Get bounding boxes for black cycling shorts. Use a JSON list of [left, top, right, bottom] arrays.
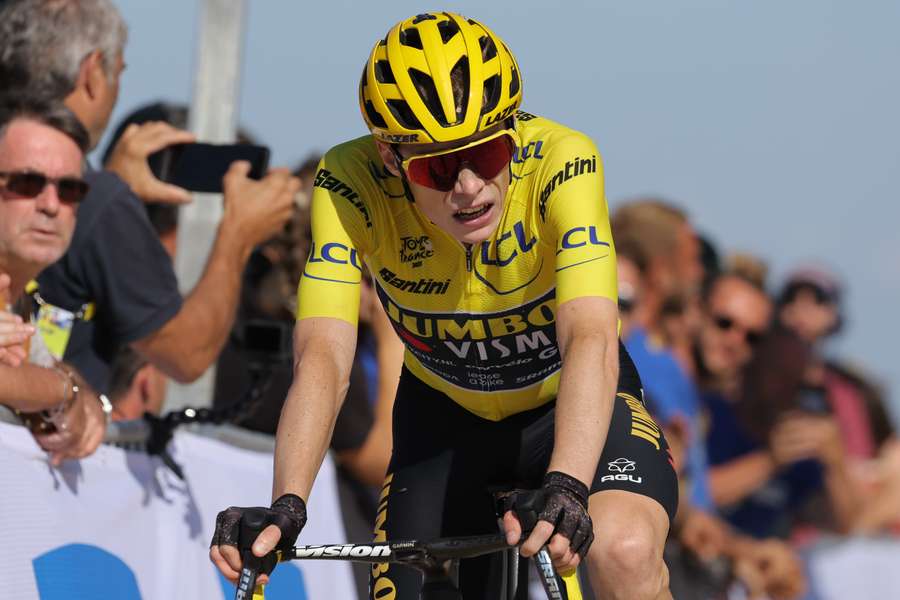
[[369, 341, 678, 600]]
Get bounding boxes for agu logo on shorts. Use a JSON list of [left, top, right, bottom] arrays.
[[602, 458, 643, 484]]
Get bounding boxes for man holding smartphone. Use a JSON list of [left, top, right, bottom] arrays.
[[0, 0, 300, 396]]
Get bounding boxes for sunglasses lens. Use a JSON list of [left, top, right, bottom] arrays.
[[714, 316, 733, 331], [7, 172, 48, 198], [462, 135, 514, 180], [408, 152, 461, 192], [406, 134, 514, 191], [57, 178, 89, 203]]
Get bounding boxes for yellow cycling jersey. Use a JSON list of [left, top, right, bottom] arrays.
[[298, 111, 617, 421]]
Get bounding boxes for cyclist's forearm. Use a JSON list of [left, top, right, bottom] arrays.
[[272, 320, 356, 502], [549, 329, 617, 486]]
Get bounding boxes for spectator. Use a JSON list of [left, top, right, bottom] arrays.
[[612, 200, 711, 513], [106, 346, 165, 421], [614, 211, 805, 599], [699, 265, 861, 539], [0, 97, 108, 465], [612, 199, 703, 373], [0, 0, 300, 396], [777, 267, 900, 533]]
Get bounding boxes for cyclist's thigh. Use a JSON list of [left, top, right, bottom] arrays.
[[513, 342, 678, 523]]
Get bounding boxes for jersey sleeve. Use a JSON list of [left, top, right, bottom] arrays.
[[296, 151, 374, 325], [538, 132, 617, 305]]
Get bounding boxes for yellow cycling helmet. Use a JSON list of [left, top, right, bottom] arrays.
[[359, 12, 523, 144]]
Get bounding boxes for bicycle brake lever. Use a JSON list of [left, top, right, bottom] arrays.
[[234, 510, 266, 600]]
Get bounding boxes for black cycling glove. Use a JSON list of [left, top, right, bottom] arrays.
[[210, 494, 307, 574], [503, 471, 594, 559], [538, 471, 594, 558]]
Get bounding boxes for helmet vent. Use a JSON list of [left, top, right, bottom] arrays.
[[482, 74, 501, 115], [374, 60, 396, 84], [479, 35, 497, 61], [509, 68, 520, 97], [449, 57, 470, 124], [364, 101, 388, 129], [399, 28, 423, 49], [387, 99, 423, 131], [438, 19, 460, 44], [409, 68, 449, 126]]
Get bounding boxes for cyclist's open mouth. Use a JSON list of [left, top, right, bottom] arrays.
[[454, 203, 492, 224]]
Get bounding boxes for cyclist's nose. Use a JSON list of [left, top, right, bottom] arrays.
[[454, 166, 485, 195]]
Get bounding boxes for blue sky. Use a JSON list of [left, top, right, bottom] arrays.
[[107, 0, 900, 421]]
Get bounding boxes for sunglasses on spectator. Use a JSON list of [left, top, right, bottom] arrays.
[[712, 314, 765, 346], [782, 284, 835, 307], [395, 129, 516, 192], [0, 170, 89, 204]]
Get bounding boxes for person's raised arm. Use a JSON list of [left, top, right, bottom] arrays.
[[132, 162, 298, 382]]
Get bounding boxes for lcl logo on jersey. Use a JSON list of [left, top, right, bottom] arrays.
[[601, 458, 643, 484], [400, 235, 434, 267]]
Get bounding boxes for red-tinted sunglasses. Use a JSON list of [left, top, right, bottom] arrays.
[[396, 129, 516, 192], [0, 170, 89, 204]]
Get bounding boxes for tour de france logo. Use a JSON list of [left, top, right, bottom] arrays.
[[400, 235, 434, 267]]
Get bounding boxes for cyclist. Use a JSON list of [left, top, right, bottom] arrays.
[[211, 12, 678, 599]]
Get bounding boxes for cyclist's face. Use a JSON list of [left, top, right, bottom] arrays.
[[378, 128, 512, 245]]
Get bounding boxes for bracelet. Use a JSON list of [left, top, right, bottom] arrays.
[[41, 365, 78, 427]]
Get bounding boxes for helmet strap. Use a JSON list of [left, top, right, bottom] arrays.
[[390, 144, 416, 203]]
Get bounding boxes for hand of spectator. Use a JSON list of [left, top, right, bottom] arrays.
[[677, 508, 729, 562], [105, 121, 196, 204], [736, 538, 807, 600], [220, 162, 300, 254], [769, 411, 845, 468], [0, 309, 34, 347], [0, 274, 32, 367], [34, 374, 107, 466]]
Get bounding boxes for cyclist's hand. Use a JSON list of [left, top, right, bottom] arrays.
[[209, 494, 307, 585], [502, 471, 593, 572]]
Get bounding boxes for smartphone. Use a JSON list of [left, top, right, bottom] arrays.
[[795, 385, 831, 415], [148, 142, 270, 193]]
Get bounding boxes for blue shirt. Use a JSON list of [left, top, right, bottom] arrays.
[[704, 390, 824, 538], [625, 327, 713, 510]]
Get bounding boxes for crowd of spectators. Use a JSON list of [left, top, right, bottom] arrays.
[[612, 200, 898, 599], [0, 1, 896, 599]]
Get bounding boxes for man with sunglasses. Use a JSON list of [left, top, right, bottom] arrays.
[[0, 0, 299, 397], [211, 12, 677, 600], [0, 98, 111, 465]]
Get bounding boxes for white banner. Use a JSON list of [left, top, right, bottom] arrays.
[[0, 422, 354, 600]]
